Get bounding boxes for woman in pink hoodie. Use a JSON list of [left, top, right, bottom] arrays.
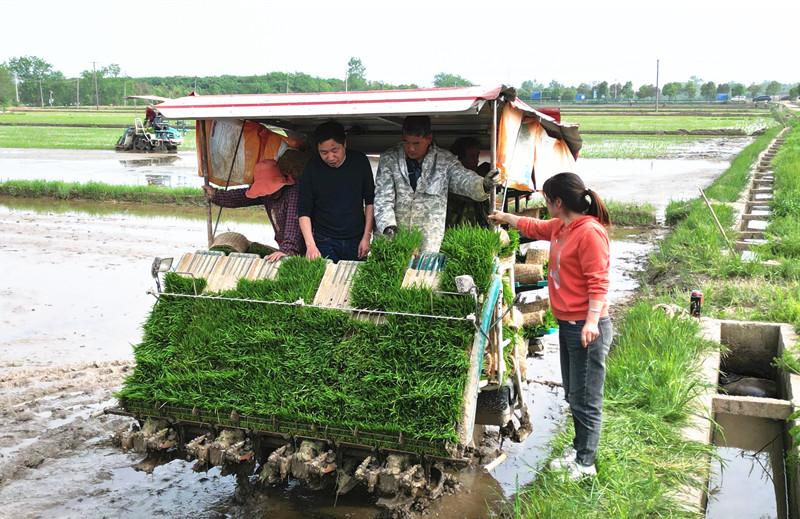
[[489, 172, 611, 481]]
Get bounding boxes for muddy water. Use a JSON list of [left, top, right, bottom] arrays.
[[706, 413, 788, 519], [0, 148, 200, 188], [576, 158, 729, 211]]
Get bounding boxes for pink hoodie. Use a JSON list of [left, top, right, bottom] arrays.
[[518, 215, 609, 321]]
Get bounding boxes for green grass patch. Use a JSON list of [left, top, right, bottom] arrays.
[[605, 200, 656, 226], [0, 179, 204, 204], [0, 195, 268, 224], [0, 110, 137, 126], [518, 304, 715, 518], [118, 227, 502, 448], [0, 125, 196, 150]]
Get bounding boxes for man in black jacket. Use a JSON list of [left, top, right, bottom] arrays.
[[298, 121, 375, 262]]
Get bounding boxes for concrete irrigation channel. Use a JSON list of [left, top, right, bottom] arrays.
[[0, 136, 765, 518]]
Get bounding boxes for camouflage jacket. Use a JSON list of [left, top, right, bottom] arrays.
[[375, 143, 488, 252]]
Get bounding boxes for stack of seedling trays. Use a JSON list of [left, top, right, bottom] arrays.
[[115, 227, 512, 460]]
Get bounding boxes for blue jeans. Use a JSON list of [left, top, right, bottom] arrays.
[[558, 317, 612, 466], [314, 233, 360, 263]]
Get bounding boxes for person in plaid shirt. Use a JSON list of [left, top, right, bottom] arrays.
[[203, 150, 308, 261]]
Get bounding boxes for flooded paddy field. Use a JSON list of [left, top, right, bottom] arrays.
[[0, 137, 749, 518]]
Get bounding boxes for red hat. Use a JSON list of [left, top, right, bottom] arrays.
[[245, 160, 295, 198]]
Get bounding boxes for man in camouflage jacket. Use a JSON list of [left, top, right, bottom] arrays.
[[374, 116, 496, 252]]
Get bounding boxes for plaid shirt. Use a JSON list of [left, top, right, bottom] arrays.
[[211, 185, 304, 256]]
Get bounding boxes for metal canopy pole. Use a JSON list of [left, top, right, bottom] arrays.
[[198, 120, 213, 248], [490, 100, 498, 218]]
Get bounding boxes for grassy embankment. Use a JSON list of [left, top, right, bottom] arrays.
[[0, 110, 137, 126], [515, 122, 791, 517]]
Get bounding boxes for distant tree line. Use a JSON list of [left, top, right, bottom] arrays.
[[0, 55, 797, 108]]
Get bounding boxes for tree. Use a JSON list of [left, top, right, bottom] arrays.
[[576, 83, 592, 98], [433, 73, 472, 87], [6, 55, 56, 106], [346, 57, 366, 90], [621, 81, 634, 99], [747, 83, 762, 97], [6, 55, 53, 81], [684, 80, 697, 99], [0, 65, 14, 107], [765, 80, 781, 96], [518, 79, 543, 100], [662, 82, 682, 101], [637, 84, 657, 99], [790, 83, 800, 99], [730, 82, 745, 97], [716, 83, 730, 94], [544, 80, 564, 101], [609, 82, 623, 100], [562, 86, 577, 102], [101, 64, 121, 78], [596, 81, 609, 99], [700, 81, 716, 101]]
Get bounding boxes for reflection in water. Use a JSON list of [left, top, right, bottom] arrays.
[[118, 155, 181, 168], [707, 413, 787, 519]]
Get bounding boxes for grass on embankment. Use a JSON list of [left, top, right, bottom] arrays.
[[515, 118, 791, 518], [517, 304, 716, 518], [648, 119, 800, 370], [0, 179, 204, 205], [0, 110, 138, 126], [0, 126, 196, 150]]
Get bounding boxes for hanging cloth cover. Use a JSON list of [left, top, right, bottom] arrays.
[[195, 120, 287, 187], [497, 105, 578, 192]]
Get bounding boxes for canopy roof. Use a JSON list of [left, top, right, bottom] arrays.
[[155, 85, 581, 157]]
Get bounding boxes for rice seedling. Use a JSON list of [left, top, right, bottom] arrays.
[[119, 226, 504, 448], [0, 179, 204, 205], [516, 304, 716, 518]]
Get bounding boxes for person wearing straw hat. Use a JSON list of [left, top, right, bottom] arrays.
[[203, 150, 308, 261]]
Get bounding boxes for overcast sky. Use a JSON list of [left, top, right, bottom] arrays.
[[2, 0, 796, 88]]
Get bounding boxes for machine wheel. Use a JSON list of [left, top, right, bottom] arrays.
[[134, 137, 151, 151]]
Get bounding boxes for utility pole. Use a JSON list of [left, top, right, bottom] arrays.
[[14, 73, 20, 103], [39, 78, 44, 108], [92, 61, 99, 110], [655, 59, 660, 112]]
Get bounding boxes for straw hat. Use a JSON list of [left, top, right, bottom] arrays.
[[245, 160, 295, 199]]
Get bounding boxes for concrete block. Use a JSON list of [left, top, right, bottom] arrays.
[[712, 394, 793, 419]]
